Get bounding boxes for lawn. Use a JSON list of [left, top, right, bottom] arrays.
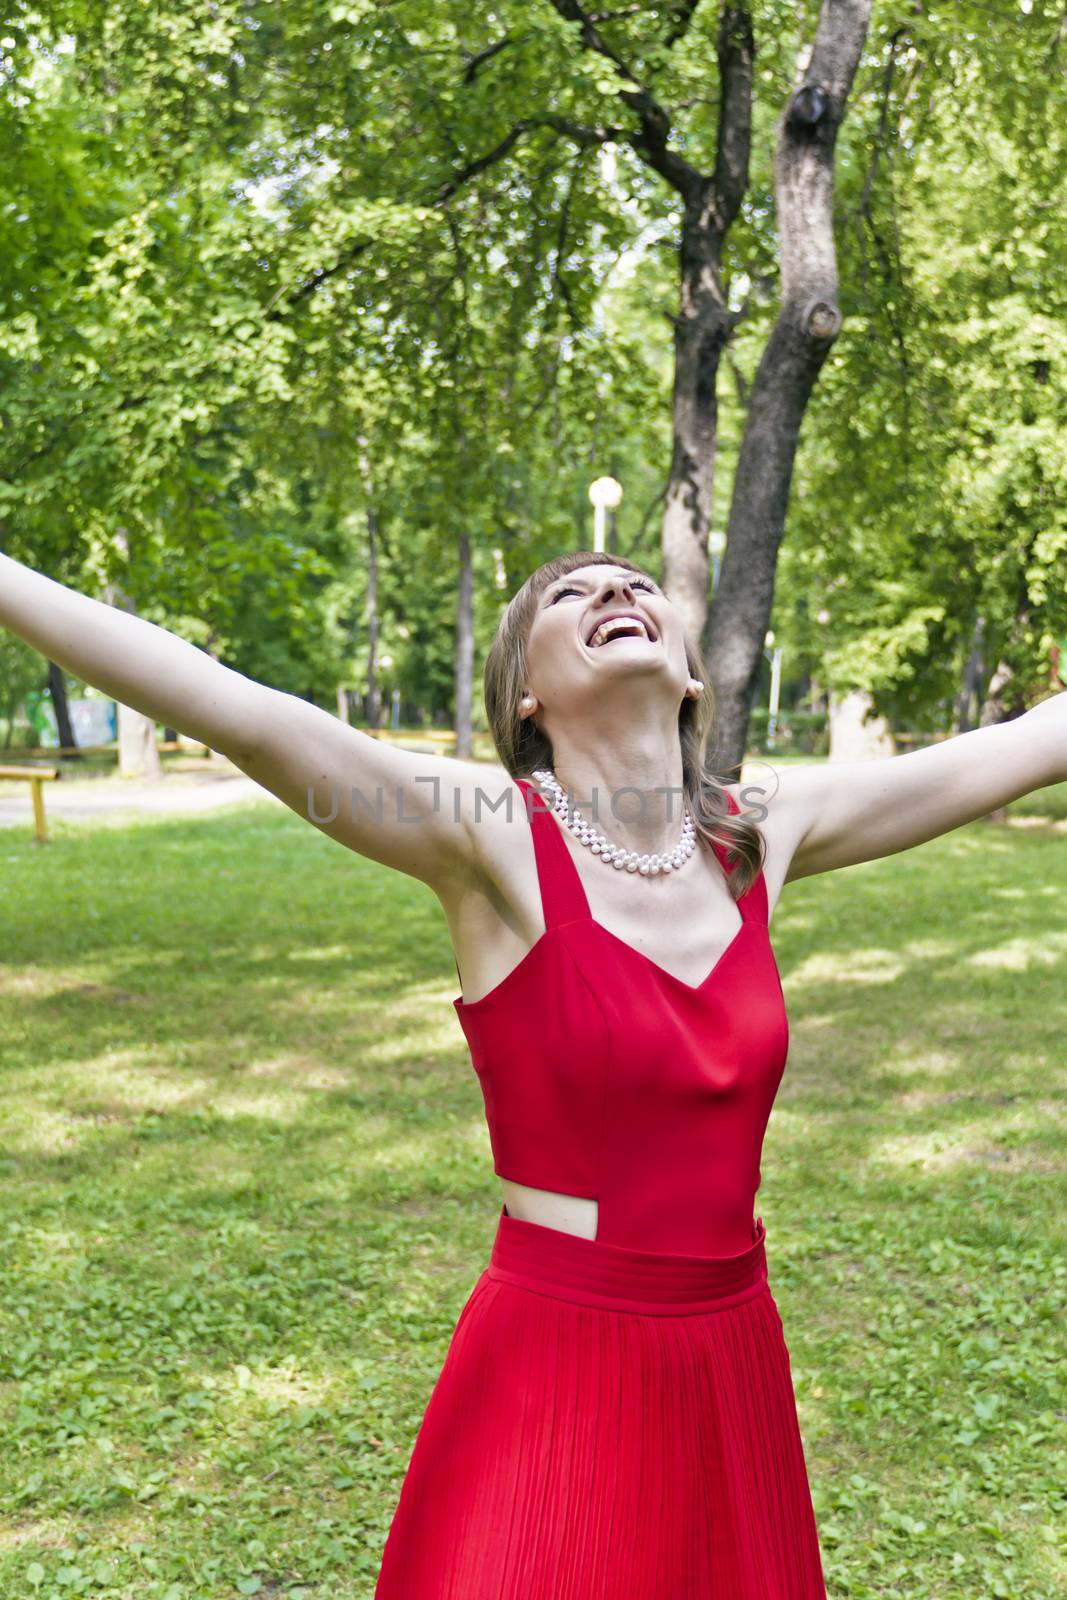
[[1, 779, 1065, 1599]]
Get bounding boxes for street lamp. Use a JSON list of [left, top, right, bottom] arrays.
[[709, 529, 726, 592], [588, 476, 623, 553], [764, 629, 783, 749], [379, 653, 400, 731]]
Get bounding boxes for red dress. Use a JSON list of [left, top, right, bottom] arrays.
[[374, 777, 826, 1599]]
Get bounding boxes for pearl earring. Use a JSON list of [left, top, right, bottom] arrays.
[[519, 695, 535, 713]]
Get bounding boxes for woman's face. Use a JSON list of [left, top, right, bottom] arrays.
[[520, 564, 691, 721]]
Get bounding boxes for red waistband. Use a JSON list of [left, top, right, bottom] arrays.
[[487, 1207, 769, 1316]]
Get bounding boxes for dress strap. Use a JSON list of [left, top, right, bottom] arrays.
[[514, 777, 592, 931], [713, 787, 769, 925]]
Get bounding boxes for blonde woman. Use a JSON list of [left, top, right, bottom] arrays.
[[1, 548, 1063, 1598]]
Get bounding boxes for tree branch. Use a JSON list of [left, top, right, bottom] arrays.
[[726, 349, 750, 409], [462, 35, 516, 82], [275, 123, 543, 313], [551, 151, 590, 331], [663, 1, 705, 50], [462, 32, 539, 82], [1045, 1, 1067, 70], [850, 22, 913, 438], [440, 210, 471, 363], [546, 0, 639, 76], [434, 124, 536, 203], [634, 481, 669, 549], [547, 0, 703, 195], [539, 114, 625, 146], [710, 4, 754, 235], [283, 0, 708, 318], [853, 22, 908, 298]]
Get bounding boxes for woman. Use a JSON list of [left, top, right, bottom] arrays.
[[1, 547, 1064, 1598]]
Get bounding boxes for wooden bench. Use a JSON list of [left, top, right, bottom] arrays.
[[0, 764, 59, 843]]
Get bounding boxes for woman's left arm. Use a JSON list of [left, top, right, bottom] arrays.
[[763, 692, 1067, 883]]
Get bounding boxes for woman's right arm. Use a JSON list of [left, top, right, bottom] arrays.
[[0, 552, 511, 890]]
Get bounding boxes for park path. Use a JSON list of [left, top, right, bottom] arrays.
[[0, 767, 283, 829]]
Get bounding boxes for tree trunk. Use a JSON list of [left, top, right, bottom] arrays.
[[661, 201, 731, 644], [116, 699, 162, 779], [827, 688, 895, 762], [978, 654, 1026, 822], [454, 529, 474, 759], [47, 661, 81, 758], [978, 642, 1031, 728], [706, 0, 873, 779], [661, 6, 754, 643], [977, 604, 1033, 821], [954, 614, 986, 733], [357, 442, 382, 731]]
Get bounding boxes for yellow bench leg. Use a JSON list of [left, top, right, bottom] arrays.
[[31, 777, 48, 843]]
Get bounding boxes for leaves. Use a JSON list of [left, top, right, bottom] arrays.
[[2, 1, 1065, 730]]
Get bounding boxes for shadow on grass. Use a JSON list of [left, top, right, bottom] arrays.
[[1, 802, 1065, 1597]]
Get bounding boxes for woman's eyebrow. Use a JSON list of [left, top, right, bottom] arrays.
[[546, 572, 652, 596]]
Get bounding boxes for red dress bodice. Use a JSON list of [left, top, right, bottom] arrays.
[[453, 777, 790, 1255]]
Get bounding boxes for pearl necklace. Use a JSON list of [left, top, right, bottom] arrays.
[[531, 768, 697, 876]]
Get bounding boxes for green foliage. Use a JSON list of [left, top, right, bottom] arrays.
[[2, 2, 1066, 727], [776, 2, 1067, 721], [0, 634, 48, 745]]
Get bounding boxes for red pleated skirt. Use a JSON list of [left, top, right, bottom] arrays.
[[374, 1209, 826, 1599]]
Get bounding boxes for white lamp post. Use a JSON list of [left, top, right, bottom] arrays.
[[588, 476, 623, 553], [378, 653, 399, 730], [710, 529, 726, 592], [764, 629, 783, 749]]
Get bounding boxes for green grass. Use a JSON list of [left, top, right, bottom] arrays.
[[1, 787, 1065, 1599]]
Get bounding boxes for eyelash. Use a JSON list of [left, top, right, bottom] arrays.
[[550, 578, 655, 603]]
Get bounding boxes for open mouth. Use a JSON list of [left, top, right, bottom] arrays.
[[586, 614, 657, 648]]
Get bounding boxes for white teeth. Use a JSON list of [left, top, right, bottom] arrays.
[[591, 617, 650, 647]]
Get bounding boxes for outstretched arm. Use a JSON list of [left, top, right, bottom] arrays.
[[758, 694, 1067, 883], [0, 552, 498, 889], [0, 551, 272, 761]]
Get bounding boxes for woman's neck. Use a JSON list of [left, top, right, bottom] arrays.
[[543, 734, 687, 856]]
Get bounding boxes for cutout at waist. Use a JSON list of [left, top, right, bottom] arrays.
[[488, 1205, 768, 1316], [499, 1179, 598, 1241]]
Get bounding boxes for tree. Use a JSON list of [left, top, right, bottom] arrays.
[[269, 0, 873, 771], [4, 1, 1063, 770], [771, 1, 1067, 740]]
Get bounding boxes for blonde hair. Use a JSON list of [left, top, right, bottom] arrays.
[[482, 550, 765, 896]]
